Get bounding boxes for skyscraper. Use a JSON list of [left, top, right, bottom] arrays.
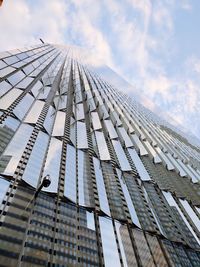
[[0, 43, 200, 267]]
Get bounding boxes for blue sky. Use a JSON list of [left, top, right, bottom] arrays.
[[0, 0, 200, 139]]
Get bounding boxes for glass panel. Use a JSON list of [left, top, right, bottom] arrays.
[[78, 150, 93, 207], [13, 93, 34, 120], [22, 131, 49, 188], [24, 100, 44, 123], [166, 153, 187, 177], [99, 217, 121, 267], [143, 140, 162, 163], [1, 124, 33, 176], [0, 81, 12, 97], [155, 147, 175, 171], [16, 76, 34, 89], [0, 176, 10, 205], [52, 111, 65, 136], [37, 86, 50, 100], [128, 148, 151, 181], [93, 157, 110, 216], [112, 140, 131, 171], [132, 229, 155, 267], [116, 169, 141, 228], [118, 127, 133, 147], [77, 122, 88, 149], [0, 88, 22, 110], [42, 137, 62, 193], [104, 119, 118, 139], [43, 106, 55, 134], [179, 199, 200, 231], [3, 55, 18, 65], [76, 103, 84, 120], [177, 158, 199, 183], [7, 70, 26, 86], [0, 66, 15, 78], [70, 121, 76, 146], [91, 112, 101, 130], [57, 95, 67, 110], [64, 144, 76, 203], [31, 80, 43, 97], [95, 131, 110, 161], [131, 133, 148, 156], [115, 221, 138, 267], [163, 192, 200, 246]]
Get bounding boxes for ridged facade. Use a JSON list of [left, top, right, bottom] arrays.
[[0, 43, 200, 267]]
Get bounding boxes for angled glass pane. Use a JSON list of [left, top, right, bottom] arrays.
[[0, 81, 12, 97], [52, 111, 65, 136], [112, 140, 131, 171], [43, 105, 55, 134], [0, 88, 22, 110], [42, 137, 62, 193], [57, 95, 67, 110], [115, 221, 138, 267], [64, 144, 76, 203], [99, 217, 121, 267], [118, 127, 133, 147], [16, 76, 34, 89], [37, 86, 50, 100], [0, 176, 10, 205], [179, 199, 200, 231], [95, 131, 110, 161], [0, 66, 15, 78], [104, 119, 118, 139], [3, 55, 18, 65], [128, 148, 151, 181], [76, 103, 84, 120], [7, 70, 26, 86], [1, 124, 33, 176], [132, 229, 155, 267], [24, 100, 44, 123], [78, 150, 93, 207], [77, 121, 88, 149], [93, 157, 110, 216], [116, 169, 141, 227], [31, 80, 43, 97], [91, 112, 101, 130], [143, 140, 162, 164], [70, 121, 76, 146], [131, 133, 148, 156], [155, 147, 175, 171], [22, 131, 49, 188], [13, 93, 34, 120]]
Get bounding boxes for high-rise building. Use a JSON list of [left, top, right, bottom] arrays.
[[0, 43, 200, 267]]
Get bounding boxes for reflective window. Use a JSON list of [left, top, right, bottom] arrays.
[[166, 153, 187, 177], [95, 131, 110, 161], [42, 137, 62, 193], [2, 124, 33, 176], [31, 80, 43, 97], [0, 176, 10, 205], [118, 127, 133, 147], [0, 81, 12, 97], [0, 88, 22, 110], [115, 221, 138, 267], [24, 100, 44, 123], [37, 86, 50, 100], [70, 121, 76, 146], [104, 120, 118, 139], [143, 140, 162, 163], [78, 150, 93, 207], [13, 93, 34, 120], [57, 95, 67, 110], [64, 144, 76, 203], [77, 122, 88, 149], [43, 106, 55, 134], [155, 147, 175, 171], [99, 217, 121, 267], [93, 157, 110, 216], [76, 103, 84, 120], [3, 55, 18, 65], [132, 229, 155, 267], [128, 148, 151, 181], [116, 169, 141, 228], [0, 66, 15, 78], [131, 134, 148, 156], [22, 131, 49, 188], [179, 199, 200, 231], [112, 140, 131, 171], [52, 111, 65, 136], [91, 112, 101, 130], [16, 76, 34, 89], [7, 70, 26, 86]]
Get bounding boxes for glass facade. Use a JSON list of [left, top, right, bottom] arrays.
[[0, 43, 200, 266]]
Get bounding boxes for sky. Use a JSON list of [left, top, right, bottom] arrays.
[[0, 0, 200, 139]]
